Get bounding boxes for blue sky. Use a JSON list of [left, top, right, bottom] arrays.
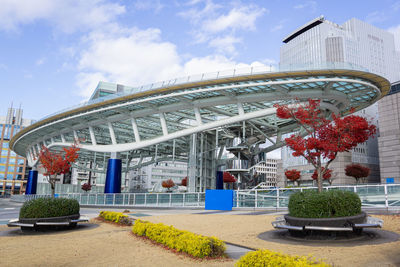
[[1, 0, 400, 120]]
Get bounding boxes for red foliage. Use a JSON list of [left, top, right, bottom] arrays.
[[181, 177, 187, 187], [311, 168, 332, 180], [161, 179, 175, 189], [285, 169, 301, 181], [274, 99, 376, 191], [39, 144, 80, 177], [345, 164, 370, 180], [81, 183, 92, 192], [38, 144, 80, 197], [223, 172, 236, 183]]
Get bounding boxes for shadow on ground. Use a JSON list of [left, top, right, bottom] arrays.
[[0, 223, 99, 237]]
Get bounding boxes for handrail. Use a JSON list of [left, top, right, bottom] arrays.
[[13, 184, 400, 209]]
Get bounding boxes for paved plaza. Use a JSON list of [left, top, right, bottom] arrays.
[[1, 199, 399, 266]]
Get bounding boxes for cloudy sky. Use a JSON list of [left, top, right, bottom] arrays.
[[1, 0, 400, 121]]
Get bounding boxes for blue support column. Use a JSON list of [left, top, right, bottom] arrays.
[[216, 171, 223, 189], [104, 157, 122, 194], [25, 169, 38, 195]]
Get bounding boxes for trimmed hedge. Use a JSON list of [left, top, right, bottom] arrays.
[[132, 220, 225, 258], [288, 190, 361, 218], [19, 198, 80, 219], [236, 249, 329, 267], [99, 211, 132, 225]]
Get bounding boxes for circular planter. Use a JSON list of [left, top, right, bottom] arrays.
[[284, 212, 367, 228], [19, 214, 80, 225]]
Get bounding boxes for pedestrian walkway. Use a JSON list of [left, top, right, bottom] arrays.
[[225, 243, 255, 259]]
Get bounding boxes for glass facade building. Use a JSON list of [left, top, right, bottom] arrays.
[[278, 16, 400, 186], [0, 107, 34, 195]]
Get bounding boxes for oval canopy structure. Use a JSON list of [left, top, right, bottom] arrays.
[[10, 66, 390, 170]]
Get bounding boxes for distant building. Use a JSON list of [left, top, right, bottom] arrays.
[[378, 81, 400, 184], [144, 161, 187, 191], [280, 16, 400, 82], [0, 107, 34, 195], [251, 158, 280, 187], [278, 16, 400, 186]]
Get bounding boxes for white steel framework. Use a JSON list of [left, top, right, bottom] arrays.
[[10, 67, 390, 178]]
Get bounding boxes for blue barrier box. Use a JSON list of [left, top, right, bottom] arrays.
[[205, 189, 233, 211]]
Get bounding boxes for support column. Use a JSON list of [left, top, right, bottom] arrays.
[[104, 152, 122, 193], [25, 168, 38, 195]]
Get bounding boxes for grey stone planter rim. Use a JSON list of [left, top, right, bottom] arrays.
[[284, 212, 367, 227], [19, 214, 80, 224]]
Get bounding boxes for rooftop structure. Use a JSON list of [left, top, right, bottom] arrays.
[[10, 64, 390, 192]]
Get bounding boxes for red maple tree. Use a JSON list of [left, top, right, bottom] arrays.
[[162, 179, 175, 191], [275, 99, 376, 192], [81, 183, 92, 192], [223, 172, 236, 183], [38, 144, 79, 197], [285, 169, 301, 182], [181, 177, 187, 187], [345, 164, 370, 184]]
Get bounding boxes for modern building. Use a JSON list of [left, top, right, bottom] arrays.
[[251, 158, 280, 187], [11, 65, 388, 193], [280, 16, 400, 82], [378, 81, 400, 184], [278, 16, 400, 186], [144, 161, 187, 191], [0, 107, 34, 195]]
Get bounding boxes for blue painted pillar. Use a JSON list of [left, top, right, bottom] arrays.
[[216, 171, 223, 189], [25, 169, 38, 195], [104, 153, 122, 193]]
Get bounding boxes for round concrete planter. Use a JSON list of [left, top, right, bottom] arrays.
[[19, 214, 80, 224], [284, 212, 367, 228]]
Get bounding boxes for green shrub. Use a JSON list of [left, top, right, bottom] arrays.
[[236, 249, 329, 267], [288, 190, 361, 218], [132, 220, 225, 258], [99, 211, 132, 225], [19, 198, 80, 218]]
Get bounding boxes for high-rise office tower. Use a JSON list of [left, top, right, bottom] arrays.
[[0, 107, 34, 195], [278, 16, 400, 186]]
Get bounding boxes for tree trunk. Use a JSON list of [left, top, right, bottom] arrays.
[[50, 178, 56, 198], [317, 168, 323, 193]]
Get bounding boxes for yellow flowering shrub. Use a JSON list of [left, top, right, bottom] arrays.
[[236, 249, 330, 267], [99, 211, 132, 225], [132, 219, 225, 258]]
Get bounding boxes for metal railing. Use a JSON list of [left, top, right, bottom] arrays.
[[12, 184, 400, 210]]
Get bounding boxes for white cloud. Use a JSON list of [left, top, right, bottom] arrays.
[[208, 35, 241, 55], [179, 1, 266, 55], [76, 72, 108, 98], [388, 24, 400, 51], [75, 24, 274, 99], [134, 0, 164, 14], [293, 1, 317, 12], [202, 5, 265, 33], [0, 63, 7, 70], [0, 0, 125, 32], [76, 25, 182, 97]]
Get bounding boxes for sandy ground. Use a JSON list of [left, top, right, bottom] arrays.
[[0, 222, 232, 267], [144, 214, 400, 267], [0, 214, 399, 267]]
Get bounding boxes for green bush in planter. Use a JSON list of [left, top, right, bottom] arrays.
[[19, 198, 80, 218], [288, 190, 361, 218]]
